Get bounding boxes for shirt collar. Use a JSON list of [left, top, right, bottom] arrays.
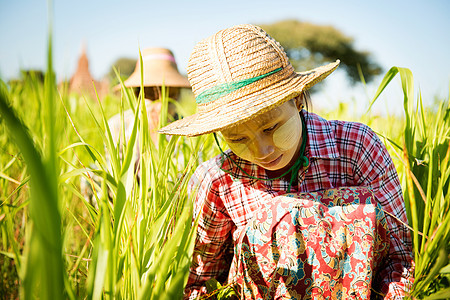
[[303, 111, 340, 159]]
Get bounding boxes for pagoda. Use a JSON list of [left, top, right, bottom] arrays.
[[68, 44, 108, 100]]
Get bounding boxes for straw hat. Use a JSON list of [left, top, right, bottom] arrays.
[[158, 24, 339, 137], [119, 47, 190, 88]]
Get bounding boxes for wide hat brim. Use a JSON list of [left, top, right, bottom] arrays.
[[158, 60, 339, 137], [113, 48, 191, 90], [122, 65, 191, 88]]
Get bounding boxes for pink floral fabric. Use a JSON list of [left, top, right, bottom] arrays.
[[230, 187, 390, 300]]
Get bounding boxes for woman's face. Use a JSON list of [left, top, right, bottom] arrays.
[[221, 100, 303, 171]]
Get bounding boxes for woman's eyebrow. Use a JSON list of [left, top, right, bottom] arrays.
[[223, 109, 284, 137], [255, 111, 282, 127], [224, 132, 243, 138], [222, 128, 245, 138]]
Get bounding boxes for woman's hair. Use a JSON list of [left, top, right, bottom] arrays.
[[289, 90, 311, 111], [301, 90, 311, 111]]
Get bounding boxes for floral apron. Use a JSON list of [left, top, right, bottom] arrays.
[[229, 187, 390, 300]]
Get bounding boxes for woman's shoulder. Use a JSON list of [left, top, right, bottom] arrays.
[[307, 111, 373, 130], [194, 153, 226, 177], [306, 111, 378, 141], [189, 151, 234, 188]]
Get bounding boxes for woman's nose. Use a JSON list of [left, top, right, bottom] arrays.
[[250, 135, 274, 159]]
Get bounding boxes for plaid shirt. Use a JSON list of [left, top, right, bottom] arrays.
[[186, 111, 413, 299]]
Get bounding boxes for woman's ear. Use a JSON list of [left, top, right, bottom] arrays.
[[294, 95, 304, 112]]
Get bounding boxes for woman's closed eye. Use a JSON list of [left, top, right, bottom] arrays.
[[263, 123, 278, 133], [229, 136, 247, 143]]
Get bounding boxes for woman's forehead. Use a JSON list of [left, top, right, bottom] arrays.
[[255, 106, 284, 123], [251, 101, 295, 124], [223, 102, 292, 135]]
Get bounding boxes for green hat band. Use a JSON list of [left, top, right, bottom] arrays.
[[195, 67, 282, 104]]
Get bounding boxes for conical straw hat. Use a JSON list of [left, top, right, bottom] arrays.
[[120, 47, 190, 88], [158, 24, 339, 137]]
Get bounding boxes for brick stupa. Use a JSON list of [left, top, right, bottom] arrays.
[[68, 44, 108, 100]]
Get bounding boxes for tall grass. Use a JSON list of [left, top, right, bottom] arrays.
[[368, 67, 450, 299], [0, 26, 65, 299], [1, 74, 222, 300], [2, 65, 450, 299], [0, 31, 220, 298]]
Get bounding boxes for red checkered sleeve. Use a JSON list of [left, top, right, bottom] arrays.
[[351, 124, 414, 298], [184, 162, 233, 300]]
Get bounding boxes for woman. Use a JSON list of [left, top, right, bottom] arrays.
[[159, 24, 413, 299], [110, 47, 191, 145], [81, 48, 190, 205]]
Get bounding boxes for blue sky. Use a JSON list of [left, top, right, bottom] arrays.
[[1, 0, 449, 114]]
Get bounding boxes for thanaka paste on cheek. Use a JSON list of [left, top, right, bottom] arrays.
[[227, 141, 253, 162], [272, 116, 301, 151]]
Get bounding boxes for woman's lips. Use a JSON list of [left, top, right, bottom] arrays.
[[259, 155, 282, 168]]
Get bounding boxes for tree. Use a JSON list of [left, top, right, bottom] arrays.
[[108, 57, 136, 86], [20, 69, 45, 83], [259, 19, 382, 85]]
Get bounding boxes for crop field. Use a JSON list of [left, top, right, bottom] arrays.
[[0, 44, 449, 299]]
